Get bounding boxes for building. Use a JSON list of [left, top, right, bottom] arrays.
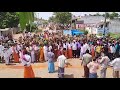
[[109, 19, 120, 33], [72, 16, 110, 35]]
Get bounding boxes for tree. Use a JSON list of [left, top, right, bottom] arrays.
[[102, 12, 110, 18], [84, 30, 88, 35], [111, 12, 119, 17], [53, 12, 72, 25], [0, 12, 19, 29], [109, 12, 119, 19], [48, 16, 55, 22], [94, 13, 101, 16], [18, 12, 34, 31], [103, 12, 119, 19]]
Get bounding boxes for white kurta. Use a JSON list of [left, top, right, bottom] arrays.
[[4, 49, 9, 64], [31, 50, 35, 63], [43, 46, 48, 61]]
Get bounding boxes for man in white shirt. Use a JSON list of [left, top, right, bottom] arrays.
[[110, 44, 116, 60], [110, 54, 120, 78], [80, 43, 85, 59], [72, 40, 77, 58], [4, 48, 10, 65], [83, 42, 90, 53], [99, 53, 110, 78], [82, 49, 92, 78], [57, 52, 68, 78], [87, 58, 99, 78]]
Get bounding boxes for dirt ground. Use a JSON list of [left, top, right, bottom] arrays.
[[0, 59, 114, 78]]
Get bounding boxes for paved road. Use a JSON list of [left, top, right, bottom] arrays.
[[0, 59, 114, 78]]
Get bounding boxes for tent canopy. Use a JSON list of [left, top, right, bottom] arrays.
[[71, 29, 84, 36], [63, 29, 84, 36], [63, 30, 72, 36]]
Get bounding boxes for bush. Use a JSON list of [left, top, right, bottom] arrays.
[[84, 30, 88, 35], [26, 24, 37, 32], [98, 33, 103, 36]]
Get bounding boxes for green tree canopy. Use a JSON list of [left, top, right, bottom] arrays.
[[52, 12, 72, 24], [0, 12, 19, 29], [109, 12, 119, 19], [48, 16, 55, 22], [102, 12, 119, 19], [18, 12, 34, 30]]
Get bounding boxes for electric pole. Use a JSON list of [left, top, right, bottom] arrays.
[[103, 12, 107, 37]]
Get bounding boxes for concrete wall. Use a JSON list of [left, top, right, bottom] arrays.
[[109, 20, 120, 33]]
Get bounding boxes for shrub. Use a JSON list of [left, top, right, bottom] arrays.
[[84, 30, 88, 35]]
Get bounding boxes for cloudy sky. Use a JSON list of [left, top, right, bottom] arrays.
[[35, 12, 120, 20]]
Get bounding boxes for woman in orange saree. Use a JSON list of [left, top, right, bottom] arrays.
[[12, 44, 19, 63], [39, 45, 44, 62], [22, 50, 35, 78], [67, 42, 72, 58]]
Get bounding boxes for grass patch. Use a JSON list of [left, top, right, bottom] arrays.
[[109, 32, 120, 38]]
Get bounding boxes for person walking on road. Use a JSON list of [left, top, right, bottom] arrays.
[[57, 51, 69, 78], [81, 49, 92, 78], [47, 49, 55, 73], [87, 58, 99, 78], [99, 53, 110, 78], [110, 54, 120, 78]]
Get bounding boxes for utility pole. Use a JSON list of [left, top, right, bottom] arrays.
[[103, 12, 107, 37], [71, 15, 73, 30]]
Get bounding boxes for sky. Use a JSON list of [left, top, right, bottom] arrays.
[[35, 12, 120, 20]]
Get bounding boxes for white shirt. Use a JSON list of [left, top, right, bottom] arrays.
[[84, 43, 90, 52], [72, 42, 77, 50], [67, 43, 72, 49], [87, 61, 99, 73], [43, 46, 48, 53], [21, 54, 31, 67], [57, 55, 67, 68], [4, 49, 9, 59], [110, 46, 116, 53], [80, 46, 85, 53], [99, 56, 110, 68], [7, 48, 12, 56], [110, 58, 120, 71], [48, 46, 52, 51], [63, 43, 67, 49]]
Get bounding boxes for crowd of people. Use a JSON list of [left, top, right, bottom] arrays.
[[0, 30, 120, 78]]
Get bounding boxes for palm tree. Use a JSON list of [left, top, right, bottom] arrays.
[[17, 12, 34, 32]]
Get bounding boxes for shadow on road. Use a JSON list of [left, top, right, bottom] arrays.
[[7, 63, 16, 65], [54, 70, 58, 73], [64, 74, 74, 78], [35, 77, 42, 78]]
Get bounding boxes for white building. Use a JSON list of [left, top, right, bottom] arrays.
[[109, 19, 120, 33], [78, 16, 110, 35]]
